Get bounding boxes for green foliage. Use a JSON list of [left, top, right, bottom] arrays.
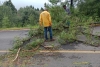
[[45, 1, 93, 45], [17, 6, 39, 27], [3, 0, 17, 13], [13, 37, 23, 49], [45, 1, 67, 23], [12, 37, 31, 50], [78, 0, 100, 21], [40, 7, 44, 11], [0, 0, 40, 28], [58, 31, 67, 45], [49, 6, 67, 23], [28, 14, 35, 25], [28, 26, 43, 37], [49, 0, 61, 5], [52, 22, 64, 31], [28, 28, 35, 37], [0, 5, 13, 27], [55, 14, 94, 45], [58, 30, 76, 45], [2, 16, 11, 28], [25, 39, 44, 50], [0, 0, 99, 28]]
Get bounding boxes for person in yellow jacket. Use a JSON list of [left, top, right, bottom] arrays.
[[39, 8, 54, 41]]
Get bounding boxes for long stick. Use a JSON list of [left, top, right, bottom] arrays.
[[12, 48, 21, 62]]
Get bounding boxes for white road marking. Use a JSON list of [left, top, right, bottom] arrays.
[[40, 50, 100, 53], [1, 50, 100, 54], [0, 51, 11, 53]]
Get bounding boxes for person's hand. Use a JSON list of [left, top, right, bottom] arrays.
[[49, 22, 52, 26]]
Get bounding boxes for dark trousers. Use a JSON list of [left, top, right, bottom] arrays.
[[44, 26, 53, 40]]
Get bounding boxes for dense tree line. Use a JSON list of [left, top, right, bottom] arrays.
[[0, 0, 43, 28], [0, 0, 100, 28]]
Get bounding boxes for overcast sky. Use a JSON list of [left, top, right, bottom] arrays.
[[0, 0, 49, 9]]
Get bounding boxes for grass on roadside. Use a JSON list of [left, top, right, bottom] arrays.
[[0, 25, 39, 31]]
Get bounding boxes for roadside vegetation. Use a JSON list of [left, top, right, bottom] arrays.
[[0, 0, 100, 66]]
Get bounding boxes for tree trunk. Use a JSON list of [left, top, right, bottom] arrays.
[[70, 0, 73, 7], [70, 0, 74, 14]]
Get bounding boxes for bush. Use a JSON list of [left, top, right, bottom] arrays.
[[25, 39, 44, 50], [12, 37, 23, 49], [58, 31, 68, 45], [28, 26, 44, 37], [58, 31, 76, 45]]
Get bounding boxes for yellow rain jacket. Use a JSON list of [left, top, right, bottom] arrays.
[[39, 11, 52, 27]]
